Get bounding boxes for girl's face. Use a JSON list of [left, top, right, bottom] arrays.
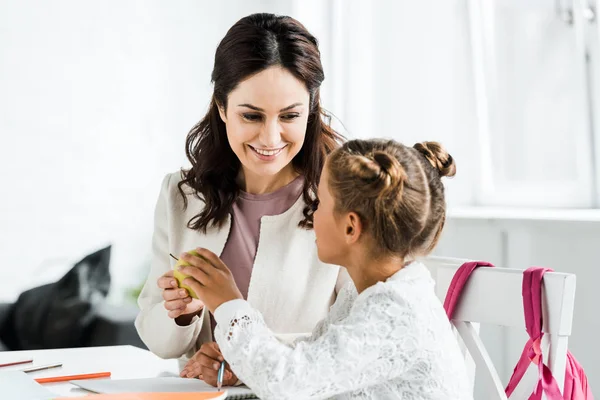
[[219, 66, 310, 185], [313, 163, 351, 265]]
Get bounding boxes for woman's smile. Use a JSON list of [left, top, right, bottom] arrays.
[[247, 144, 289, 161]]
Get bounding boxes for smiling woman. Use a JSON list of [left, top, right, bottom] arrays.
[[218, 66, 310, 193], [134, 13, 350, 388], [177, 13, 342, 232]]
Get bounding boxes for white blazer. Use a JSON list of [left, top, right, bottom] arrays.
[[135, 172, 349, 360]]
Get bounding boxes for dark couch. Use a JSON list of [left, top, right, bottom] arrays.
[[0, 300, 146, 351], [0, 303, 10, 351]]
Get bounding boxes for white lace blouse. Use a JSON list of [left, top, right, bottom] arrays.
[[213, 262, 473, 400]]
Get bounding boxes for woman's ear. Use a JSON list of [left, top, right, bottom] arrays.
[[344, 212, 363, 245]]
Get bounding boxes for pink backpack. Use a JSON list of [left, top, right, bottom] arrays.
[[443, 261, 593, 399]]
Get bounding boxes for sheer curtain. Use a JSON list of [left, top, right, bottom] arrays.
[[294, 0, 482, 206], [469, 0, 596, 207], [293, 0, 600, 208]]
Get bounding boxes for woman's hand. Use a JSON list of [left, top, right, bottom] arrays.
[[181, 342, 238, 386], [177, 248, 243, 313], [157, 270, 204, 324]]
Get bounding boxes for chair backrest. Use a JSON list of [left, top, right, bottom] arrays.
[[422, 256, 576, 399]]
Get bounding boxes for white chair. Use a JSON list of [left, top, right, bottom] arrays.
[[422, 256, 576, 399]]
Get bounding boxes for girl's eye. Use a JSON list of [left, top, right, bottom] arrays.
[[242, 113, 262, 122]]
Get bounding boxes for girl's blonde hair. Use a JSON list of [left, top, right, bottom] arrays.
[[327, 139, 456, 259]]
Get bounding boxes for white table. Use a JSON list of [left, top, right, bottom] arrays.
[[0, 345, 180, 397]]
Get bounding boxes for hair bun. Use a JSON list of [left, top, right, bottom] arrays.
[[347, 151, 407, 200], [413, 142, 456, 178], [372, 151, 407, 191]]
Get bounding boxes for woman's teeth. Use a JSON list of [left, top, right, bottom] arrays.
[[253, 147, 284, 156]]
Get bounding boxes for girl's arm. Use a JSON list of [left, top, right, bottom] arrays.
[[214, 291, 417, 400]]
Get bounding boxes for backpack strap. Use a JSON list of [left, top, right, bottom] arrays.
[[505, 267, 564, 400], [443, 261, 495, 319], [522, 267, 550, 341]]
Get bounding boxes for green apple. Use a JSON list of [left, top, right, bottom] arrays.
[[173, 249, 202, 299]]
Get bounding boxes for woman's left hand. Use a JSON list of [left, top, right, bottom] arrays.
[[178, 248, 243, 313], [181, 342, 238, 386]]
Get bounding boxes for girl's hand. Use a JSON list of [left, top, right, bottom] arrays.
[[178, 248, 243, 313]]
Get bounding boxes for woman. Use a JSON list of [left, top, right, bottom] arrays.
[[134, 13, 349, 386]]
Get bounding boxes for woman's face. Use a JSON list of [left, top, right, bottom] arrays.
[[219, 66, 310, 182], [313, 163, 349, 265]]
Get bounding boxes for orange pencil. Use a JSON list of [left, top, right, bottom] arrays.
[[35, 371, 111, 384], [0, 359, 33, 368]]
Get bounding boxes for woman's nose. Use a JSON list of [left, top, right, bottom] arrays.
[[259, 118, 283, 147]]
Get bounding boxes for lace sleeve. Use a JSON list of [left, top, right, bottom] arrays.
[[213, 291, 418, 400]]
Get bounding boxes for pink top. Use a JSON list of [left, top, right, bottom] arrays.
[[210, 175, 304, 333]]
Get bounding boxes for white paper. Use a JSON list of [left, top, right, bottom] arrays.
[[0, 370, 55, 400], [71, 377, 256, 398]]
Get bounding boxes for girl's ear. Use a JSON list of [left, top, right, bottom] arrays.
[[344, 212, 363, 245]]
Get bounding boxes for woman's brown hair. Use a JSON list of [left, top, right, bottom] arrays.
[[327, 139, 456, 259], [178, 13, 343, 232]]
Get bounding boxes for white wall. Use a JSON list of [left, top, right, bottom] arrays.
[[436, 216, 600, 393], [0, 0, 292, 304]]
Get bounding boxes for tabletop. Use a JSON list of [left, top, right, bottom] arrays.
[[0, 345, 180, 397]]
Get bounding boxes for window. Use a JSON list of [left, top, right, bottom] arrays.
[[468, 0, 599, 207], [296, 0, 600, 208]]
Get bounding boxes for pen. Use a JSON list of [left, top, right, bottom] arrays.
[[217, 361, 225, 391], [34, 371, 111, 384], [22, 362, 63, 373], [0, 359, 33, 368]]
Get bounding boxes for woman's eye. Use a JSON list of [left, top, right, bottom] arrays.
[[242, 113, 262, 122], [281, 113, 300, 121]]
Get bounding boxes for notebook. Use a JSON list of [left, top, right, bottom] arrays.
[[71, 377, 257, 399], [55, 392, 227, 400], [0, 370, 55, 400]]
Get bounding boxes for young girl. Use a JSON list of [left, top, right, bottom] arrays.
[[177, 139, 472, 399]]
